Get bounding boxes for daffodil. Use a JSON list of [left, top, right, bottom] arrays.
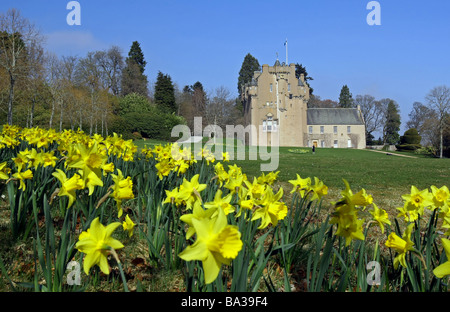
[[180, 203, 216, 239], [75, 217, 124, 275], [251, 187, 288, 229], [385, 223, 415, 269], [333, 214, 365, 246], [288, 174, 311, 197], [12, 169, 33, 191], [433, 238, 450, 278], [41, 151, 58, 167], [204, 189, 235, 216], [110, 169, 134, 218], [177, 174, 207, 210], [52, 169, 84, 208], [430, 185, 449, 210], [310, 177, 328, 201], [0, 162, 11, 180], [402, 185, 433, 213], [369, 203, 391, 233], [122, 214, 136, 237], [179, 208, 242, 284]]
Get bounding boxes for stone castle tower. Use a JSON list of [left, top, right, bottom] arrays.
[[241, 60, 310, 147]]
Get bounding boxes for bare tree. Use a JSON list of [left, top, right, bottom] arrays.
[[354, 94, 384, 139], [426, 85, 450, 158], [94, 46, 124, 96], [406, 101, 437, 145], [0, 8, 43, 125]]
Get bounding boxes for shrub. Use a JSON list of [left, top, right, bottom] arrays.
[[397, 128, 422, 151]]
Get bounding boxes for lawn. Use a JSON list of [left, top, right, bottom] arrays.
[[134, 137, 450, 217]]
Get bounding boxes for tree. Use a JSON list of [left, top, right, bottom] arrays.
[[121, 41, 148, 97], [354, 94, 384, 143], [237, 53, 260, 98], [383, 100, 401, 145], [426, 85, 450, 158], [338, 85, 354, 108], [406, 101, 436, 146], [154, 71, 176, 114], [94, 46, 124, 96], [295, 63, 313, 94], [398, 128, 422, 151], [0, 8, 43, 125]]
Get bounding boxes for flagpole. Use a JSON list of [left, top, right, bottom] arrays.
[[285, 38, 288, 64]]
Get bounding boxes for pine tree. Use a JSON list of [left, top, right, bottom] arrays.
[[295, 63, 314, 95], [384, 100, 401, 145], [339, 85, 354, 108], [237, 53, 260, 98], [121, 41, 148, 97], [154, 71, 176, 114]]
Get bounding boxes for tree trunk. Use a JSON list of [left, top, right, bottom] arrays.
[[440, 123, 444, 159], [49, 100, 55, 128], [7, 74, 15, 125]]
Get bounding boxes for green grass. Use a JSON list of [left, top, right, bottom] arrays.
[[133, 138, 450, 215]]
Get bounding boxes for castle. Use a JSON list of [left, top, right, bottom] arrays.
[[241, 60, 366, 149]]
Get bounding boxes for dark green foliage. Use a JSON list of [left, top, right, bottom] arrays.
[[110, 107, 185, 141], [127, 41, 147, 74], [118, 92, 151, 116], [154, 71, 177, 114], [338, 85, 354, 108], [384, 100, 401, 145], [237, 53, 260, 97], [295, 63, 314, 95], [121, 41, 149, 97]]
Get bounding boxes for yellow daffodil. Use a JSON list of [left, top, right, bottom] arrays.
[[257, 171, 279, 185], [369, 203, 391, 233], [179, 208, 242, 284], [204, 189, 235, 216], [122, 214, 136, 237], [433, 238, 450, 278], [333, 214, 365, 246], [110, 169, 134, 218], [430, 185, 449, 210], [288, 174, 311, 197], [0, 162, 11, 180], [310, 177, 328, 201], [52, 169, 84, 208], [177, 174, 207, 210], [385, 223, 415, 269], [75, 217, 124, 275], [180, 203, 216, 239], [402, 185, 433, 213], [41, 151, 58, 167], [12, 169, 33, 191], [251, 187, 288, 229]]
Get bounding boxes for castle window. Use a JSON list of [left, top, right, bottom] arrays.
[[270, 83, 273, 92], [263, 116, 277, 132], [334, 126, 337, 134], [320, 126, 324, 134], [288, 84, 291, 92], [347, 126, 351, 133], [309, 126, 313, 134], [334, 140, 338, 148]]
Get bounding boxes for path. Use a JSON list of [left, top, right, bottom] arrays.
[[365, 149, 418, 158]]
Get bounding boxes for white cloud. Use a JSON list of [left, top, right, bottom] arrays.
[[44, 30, 108, 56]]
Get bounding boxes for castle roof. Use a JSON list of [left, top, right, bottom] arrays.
[[307, 108, 364, 125]]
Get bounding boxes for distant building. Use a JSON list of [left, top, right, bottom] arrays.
[[241, 60, 366, 149]]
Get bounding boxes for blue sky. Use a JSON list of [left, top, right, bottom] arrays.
[[1, 0, 450, 135]]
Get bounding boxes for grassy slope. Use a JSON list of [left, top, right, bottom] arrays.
[[133, 138, 450, 215]]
